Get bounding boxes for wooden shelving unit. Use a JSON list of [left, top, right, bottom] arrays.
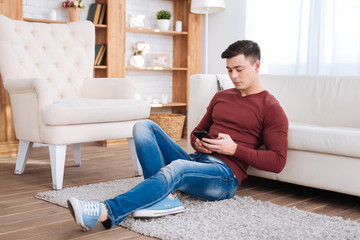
[[93, 0, 124, 79]]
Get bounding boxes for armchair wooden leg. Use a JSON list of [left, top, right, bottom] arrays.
[[49, 144, 67, 190], [73, 143, 81, 167], [14, 141, 33, 174], [127, 138, 143, 176]]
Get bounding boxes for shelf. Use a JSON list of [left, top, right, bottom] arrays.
[[151, 102, 187, 108], [94, 65, 107, 69], [95, 24, 107, 28], [126, 66, 187, 71], [24, 18, 107, 29], [126, 27, 187, 36], [23, 18, 67, 24]]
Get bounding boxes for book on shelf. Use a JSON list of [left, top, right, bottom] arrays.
[[98, 3, 107, 25], [94, 44, 106, 66], [87, 3, 97, 23], [87, 3, 107, 25], [93, 4, 102, 24], [94, 44, 102, 63], [97, 45, 106, 65]]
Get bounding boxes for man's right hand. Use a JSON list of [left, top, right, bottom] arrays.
[[194, 138, 213, 154]]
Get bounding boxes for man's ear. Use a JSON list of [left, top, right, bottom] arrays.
[[254, 60, 260, 73]]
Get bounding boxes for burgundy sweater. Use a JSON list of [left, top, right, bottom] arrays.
[[190, 89, 288, 184]]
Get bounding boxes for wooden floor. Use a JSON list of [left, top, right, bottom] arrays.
[[1, 139, 360, 240]]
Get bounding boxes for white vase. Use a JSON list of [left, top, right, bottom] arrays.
[[157, 19, 170, 31], [130, 55, 145, 67]]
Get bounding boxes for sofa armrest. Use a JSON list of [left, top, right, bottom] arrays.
[[4, 78, 44, 93], [187, 74, 220, 150], [3, 78, 56, 108], [81, 78, 136, 99], [2, 78, 57, 142]]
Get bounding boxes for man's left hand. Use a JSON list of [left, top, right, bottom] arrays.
[[201, 133, 237, 155]]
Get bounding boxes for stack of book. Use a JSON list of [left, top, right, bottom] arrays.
[[87, 3, 107, 25], [94, 44, 106, 66]]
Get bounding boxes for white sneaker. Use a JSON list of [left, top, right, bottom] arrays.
[[133, 195, 184, 218]]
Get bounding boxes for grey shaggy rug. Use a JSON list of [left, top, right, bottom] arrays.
[[35, 177, 360, 240]]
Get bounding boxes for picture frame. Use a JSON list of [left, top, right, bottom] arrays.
[[128, 14, 146, 28], [151, 54, 170, 67]]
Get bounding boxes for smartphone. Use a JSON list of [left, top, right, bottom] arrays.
[[193, 131, 213, 140]]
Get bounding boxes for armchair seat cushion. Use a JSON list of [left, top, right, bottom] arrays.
[[288, 122, 360, 158], [42, 98, 150, 126]]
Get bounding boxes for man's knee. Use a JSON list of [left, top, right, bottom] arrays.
[[159, 159, 188, 181], [133, 119, 154, 136]]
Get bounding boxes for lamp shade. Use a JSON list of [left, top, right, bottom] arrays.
[[190, 0, 226, 14]]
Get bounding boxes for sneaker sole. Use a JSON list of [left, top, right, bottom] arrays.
[[133, 206, 185, 218], [67, 197, 90, 232]]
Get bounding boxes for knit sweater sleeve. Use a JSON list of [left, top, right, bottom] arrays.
[[233, 103, 288, 173]]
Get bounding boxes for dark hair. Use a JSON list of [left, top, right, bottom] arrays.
[[221, 40, 261, 63]]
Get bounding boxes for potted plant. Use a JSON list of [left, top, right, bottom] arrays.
[[130, 41, 150, 68], [156, 10, 172, 31], [62, 0, 85, 22]]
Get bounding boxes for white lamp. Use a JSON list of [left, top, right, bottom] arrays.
[[191, 0, 226, 74]]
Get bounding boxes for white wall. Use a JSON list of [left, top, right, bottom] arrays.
[[205, 0, 247, 74], [125, 0, 174, 106]]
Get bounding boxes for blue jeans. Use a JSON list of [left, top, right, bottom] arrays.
[[102, 119, 238, 228]]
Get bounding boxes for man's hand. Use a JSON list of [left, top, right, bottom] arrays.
[[194, 137, 213, 154], [195, 133, 237, 155]]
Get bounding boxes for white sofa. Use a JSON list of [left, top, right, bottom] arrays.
[[188, 74, 360, 197]]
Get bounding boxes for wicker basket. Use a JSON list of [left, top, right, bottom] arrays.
[[149, 114, 185, 142]]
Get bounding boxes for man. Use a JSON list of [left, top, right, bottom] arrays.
[[67, 40, 288, 231], [193, 40, 288, 184]]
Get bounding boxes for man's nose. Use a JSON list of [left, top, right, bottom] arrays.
[[230, 71, 237, 79]]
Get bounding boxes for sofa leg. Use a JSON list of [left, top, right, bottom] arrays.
[[49, 144, 67, 190], [14, 141, 33, 174], [73, 143, 81, 167], [127, 138, 143, 176]]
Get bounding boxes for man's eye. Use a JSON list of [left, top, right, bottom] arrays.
[[236, 69, 242, 72]]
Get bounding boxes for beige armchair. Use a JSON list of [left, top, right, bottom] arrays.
[[0, 14, 150, 190]]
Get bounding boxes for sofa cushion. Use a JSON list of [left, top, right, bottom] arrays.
[[288, 122, 360, 158], [216, 74, 234, 90], [42, 98, 150, 126], [261, 75, 360, 128], [216, 74, 360, 128]]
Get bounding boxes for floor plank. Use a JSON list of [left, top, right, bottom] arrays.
[[0, 140, 359, 240]]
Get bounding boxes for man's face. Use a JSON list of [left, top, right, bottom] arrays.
[[226, 54, 260, 92]]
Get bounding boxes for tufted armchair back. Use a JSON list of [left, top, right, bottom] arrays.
[[0, 14, 95, 100]]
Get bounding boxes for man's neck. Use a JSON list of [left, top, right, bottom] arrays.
[[238, 83, 265, 97]]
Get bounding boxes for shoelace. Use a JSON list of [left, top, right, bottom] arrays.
[[81, 201, 100, 216]]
